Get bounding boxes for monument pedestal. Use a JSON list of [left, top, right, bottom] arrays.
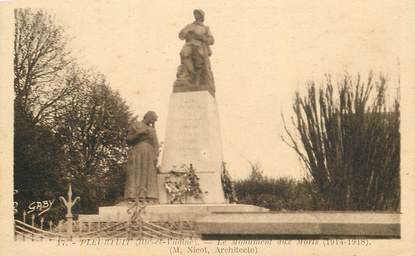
[[158, 91, 225, 204], [77, 91, 271, 223]]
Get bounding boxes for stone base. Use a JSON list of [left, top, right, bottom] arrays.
[[78, 204, 269, 222], [173, 83, 215, 97], [196, 212, 400, 239]]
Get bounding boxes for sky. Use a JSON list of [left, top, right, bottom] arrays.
[[19, 0, 402, 179]]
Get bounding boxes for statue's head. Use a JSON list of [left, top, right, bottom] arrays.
[[143, 111, 158, 126], [193, 9, 205, 22]]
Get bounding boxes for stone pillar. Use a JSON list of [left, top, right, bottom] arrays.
[[158, 91, 226, 204]]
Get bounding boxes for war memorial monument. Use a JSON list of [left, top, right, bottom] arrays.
[[79, 9, 268, 223], [76, 11, 399, 240]]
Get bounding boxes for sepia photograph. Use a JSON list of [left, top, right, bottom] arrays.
[[1, 0, 414, 255]]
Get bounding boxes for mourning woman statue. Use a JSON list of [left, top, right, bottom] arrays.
[[124, 111, 159, 203]]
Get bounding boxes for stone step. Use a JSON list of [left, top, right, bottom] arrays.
[[196, 212, 400, 239], [78, 203, 269, 222]]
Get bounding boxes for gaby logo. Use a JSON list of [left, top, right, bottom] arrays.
[[27, 200, 55, 216]]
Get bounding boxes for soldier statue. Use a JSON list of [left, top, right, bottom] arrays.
[[174, 9, 215, 95]]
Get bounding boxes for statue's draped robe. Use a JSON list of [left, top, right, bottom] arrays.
[[124, 121, 159, 200]]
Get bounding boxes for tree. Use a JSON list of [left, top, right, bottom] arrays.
[[14, 8, 73, 126], [234, 163, 315, 211], [247, 161, 264, 182], [14, 8, 136, 217], [55, 69, 135, 213], [13, 9, 77, 221], [283, 73, 400, 211], [14, 105, 67, 221]]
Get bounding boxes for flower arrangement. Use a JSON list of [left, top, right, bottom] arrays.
[[164, 164, 203, 204], [221, 162, 238, 203]]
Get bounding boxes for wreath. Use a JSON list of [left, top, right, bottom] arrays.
[[164, 164, 203, 204]]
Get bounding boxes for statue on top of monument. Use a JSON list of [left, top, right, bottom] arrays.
[[173, 9, 216, 96], [124, 111, 160, 203]]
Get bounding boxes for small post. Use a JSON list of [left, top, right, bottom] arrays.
[[78, 221, 82, 234], [31, 214, 35, 241], [40, 216, 44, 230], [59, 183, 80, 240], [58, 220, 62, 233], [22, 211, 26, 223], [49, 220, 53, 232], [126, 213, 131, 240], [138, 217, 143, 239], [177, 217, 183, 233]]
